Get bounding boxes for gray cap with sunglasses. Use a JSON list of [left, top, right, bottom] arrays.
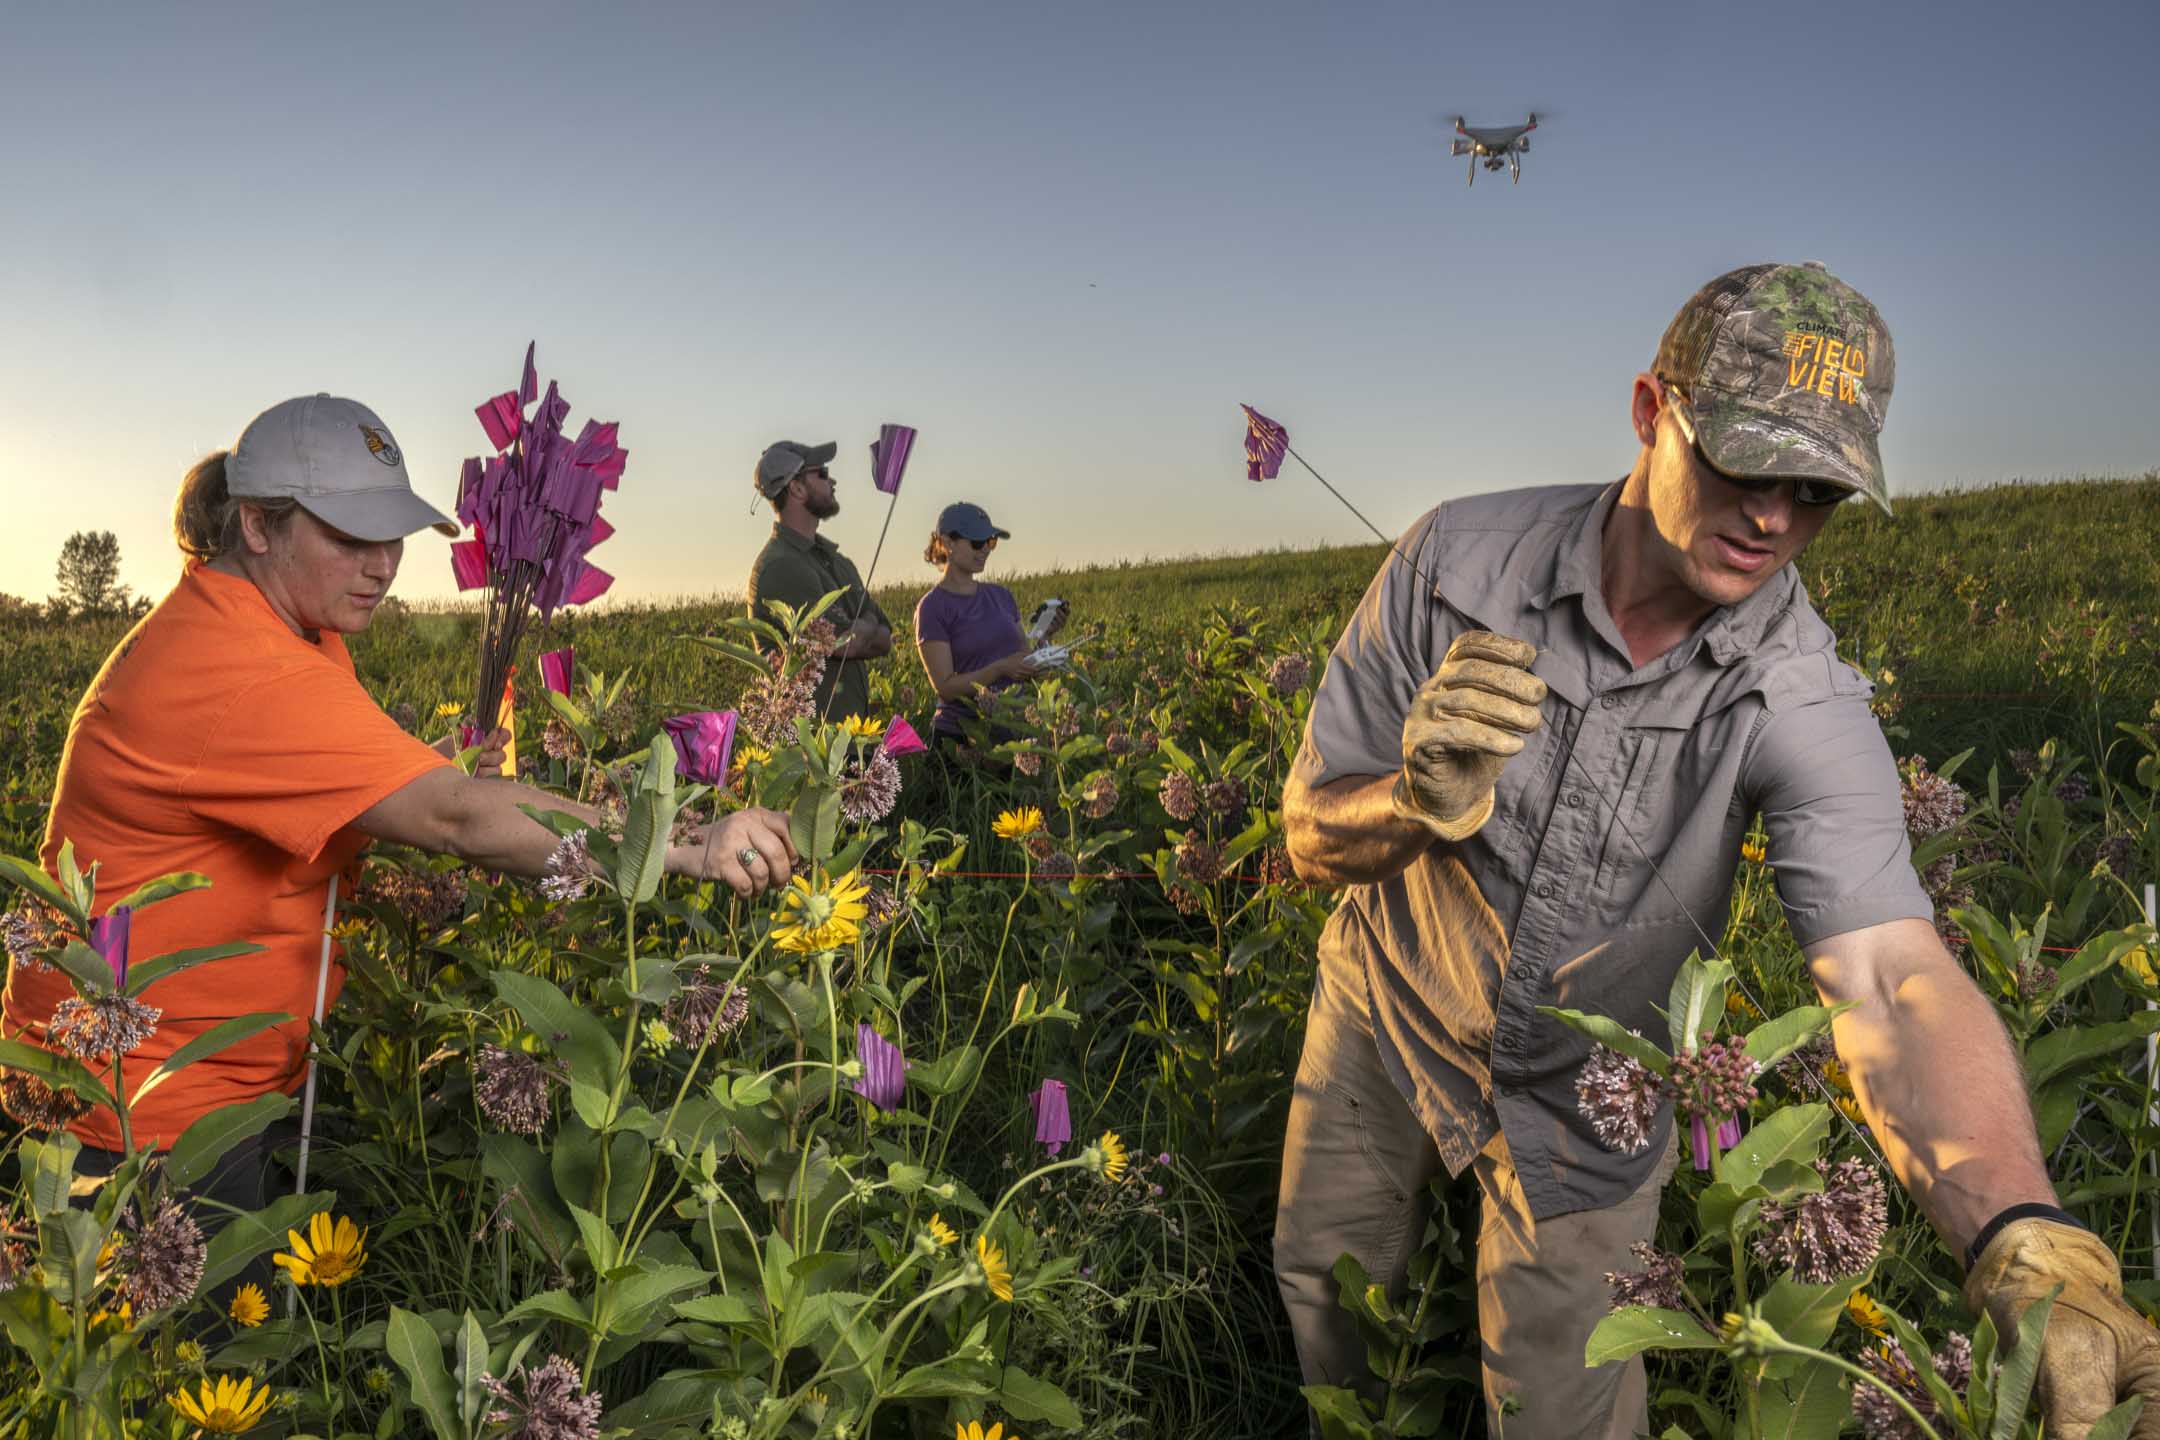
[[1654, 261, 1896, 514], [755, 440, 839, 500]]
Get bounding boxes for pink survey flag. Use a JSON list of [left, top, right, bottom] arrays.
[[1028, 1077, 1072, 1157], [1241, 404, 1288, 481], [853, 1023, 907, 1111], [661, 710, 737, 786], [880, 715, 929, 757], [90, 905, 132, 988], [450, 539, 490, 591], [869, 423, 917, 496], [539, 646, 574, 697]]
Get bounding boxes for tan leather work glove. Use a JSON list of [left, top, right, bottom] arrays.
[[1391, 630, 1547, 841], [1964, 1219, 2160, 1438]]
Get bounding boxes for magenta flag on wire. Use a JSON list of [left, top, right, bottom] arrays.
[[90, 905, 132, 987], [869, 423, 916, 496], [661, 711, 737, 786], [1241, 404, 1288, 481], [881, 716, 929, 757], [450, 540, 490, 591], [1028, 1078, 1072, 1157], [539, 647, 574, 697], [853, 1023, 907, 1111]]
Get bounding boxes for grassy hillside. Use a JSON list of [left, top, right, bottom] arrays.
[[4, 474, 2155, 797]]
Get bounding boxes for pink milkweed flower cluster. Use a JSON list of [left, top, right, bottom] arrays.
[[1751, 1157, 1890, 1283]]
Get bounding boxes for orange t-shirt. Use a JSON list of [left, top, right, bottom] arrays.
[[1, 562, 449, 1150]]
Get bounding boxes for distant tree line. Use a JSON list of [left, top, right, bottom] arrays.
[[0, 531, 152, 623]]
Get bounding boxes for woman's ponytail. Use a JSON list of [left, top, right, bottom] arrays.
[[172, 452, 234, 563], [172, 452, 296, 563]]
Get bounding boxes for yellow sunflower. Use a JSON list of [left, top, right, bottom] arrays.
[[273, 1211, 369, 1288], [1740, 836, 1767, 865], [975, 1233, 1014, 1303], [228, 1282, 269, 1328], [1835, 1095, 1868, 1128], [840, 714, 886, 740], [732, 741, 773, 775], [958, 1423, 1021, 1440], [1822, 1057, 1855, 1096], [167, 1374, 270, 1433], [992, 807, 1044, 841], [1724, 991, 1762, 1021], [770, 869, 871, 954], [926, 1213, 959, 1248], [2124, 946, 2158, 988], [1846, 1291, 1890, 1336], [434, 700, 464, 719], [1089, 1130, 1130, 1184]]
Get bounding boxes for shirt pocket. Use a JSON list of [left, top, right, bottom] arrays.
[[1588, 698, 1698, 919]]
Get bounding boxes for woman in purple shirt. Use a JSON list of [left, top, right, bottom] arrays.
[[913, 501, 1058, 740]]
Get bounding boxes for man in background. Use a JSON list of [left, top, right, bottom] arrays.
[[746, 439, 893, 721]]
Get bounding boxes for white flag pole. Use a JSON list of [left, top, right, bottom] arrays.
[[2145, 880, 2157, 1271], [294, 873, 338, 1196]]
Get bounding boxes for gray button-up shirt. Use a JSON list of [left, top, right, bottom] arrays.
[[1294, 481, 1932, 1219]]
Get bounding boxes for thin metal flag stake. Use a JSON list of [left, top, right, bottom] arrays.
[[820, 488, 901, 724], [818, 423, 916, 724], [1250, 408, 1891, 1173]]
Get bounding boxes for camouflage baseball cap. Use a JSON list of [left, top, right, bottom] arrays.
[[1654, 262, 1896, 514]]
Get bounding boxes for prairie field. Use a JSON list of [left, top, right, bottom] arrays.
[[2, 472, 2157, 1439]]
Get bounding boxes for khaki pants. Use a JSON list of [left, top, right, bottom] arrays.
[[1273, 951, 1675, 1439]]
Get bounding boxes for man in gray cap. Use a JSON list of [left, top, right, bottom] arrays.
[[746, 439, 893, 722], [1275, 263, 2160, 1439]]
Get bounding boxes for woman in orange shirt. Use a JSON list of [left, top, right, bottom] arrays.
[[0, 393, 795, 1223]]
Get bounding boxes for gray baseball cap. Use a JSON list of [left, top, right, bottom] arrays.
[[755, 439, 839, 499], [227, 394, 458, 540]]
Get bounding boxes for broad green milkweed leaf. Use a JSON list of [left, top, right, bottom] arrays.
[[1537, 1007, 1672, 1075], [123, 941, 264, 999], [1584, 1306, 1723, 1365], [385, 1306, 461, 1440], [1720, 1104, 1830, 1192], [130, 1012, 292, 1104]]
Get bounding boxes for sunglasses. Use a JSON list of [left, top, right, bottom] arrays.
[[947, 533, 998, 551], [1664, 386, 1851, 509]]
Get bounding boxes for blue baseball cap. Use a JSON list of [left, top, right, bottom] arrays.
[[936, 502, 1010, 542]]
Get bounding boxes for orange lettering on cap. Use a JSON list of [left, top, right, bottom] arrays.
[[1844, 347, 1866, 378], [1837, 372, 1858, 404], [1781, 332, 1809, 358], [1822, 339, 1845, 371], [1788, 358, 1815, 389], [1815, 367, 1837, 398]]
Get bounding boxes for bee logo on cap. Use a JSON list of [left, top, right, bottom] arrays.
[[358, 423, 402, 467]]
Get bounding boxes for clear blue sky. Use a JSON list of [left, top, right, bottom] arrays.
[[4, 0, 2155, 606]]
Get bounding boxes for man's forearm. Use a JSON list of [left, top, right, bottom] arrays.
[[1282, 773, 1436, 886], [1811, 920, 2059, 1254]]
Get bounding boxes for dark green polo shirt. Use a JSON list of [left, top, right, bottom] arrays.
[[745, 523, 891, 723]]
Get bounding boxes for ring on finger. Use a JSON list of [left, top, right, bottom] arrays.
[[736, 846, 763, 870]]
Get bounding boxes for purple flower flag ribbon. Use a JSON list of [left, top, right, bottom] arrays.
[[662, 711, 737, 786], [1028, 1078, 1072, 1157], [881, 716, 929, 758], [539, 647, 574, 697], [90, 905, 132, 988], [869, 423, 917, 497], [853, 1023, 907, 1111], [1241, 404, 1288, 482]]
